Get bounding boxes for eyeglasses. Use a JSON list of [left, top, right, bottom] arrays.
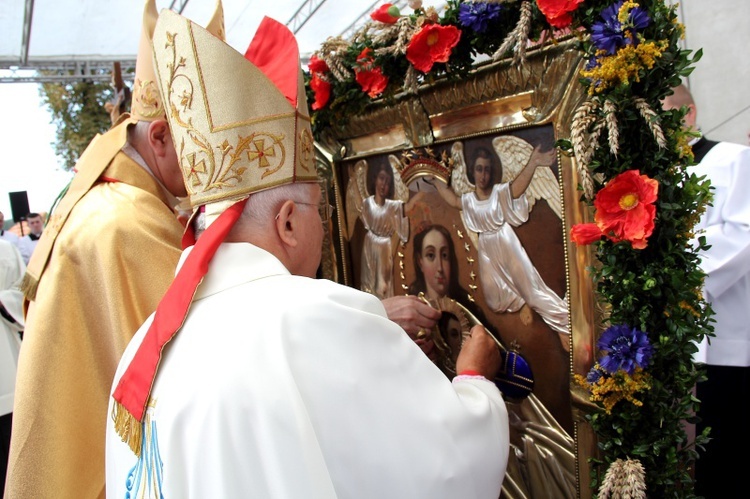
[[273, 199, 334, 222], [274, 179, 335, 223], [296, 200, 334, 223]]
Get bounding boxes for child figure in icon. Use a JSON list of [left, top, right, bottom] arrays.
[[346, 157, 423, 299], [432, 136, 570, 351]]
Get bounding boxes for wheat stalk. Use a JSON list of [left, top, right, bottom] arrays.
[[634, 97, 667, 148], [317, 36, 352, 83], [492, 1, 532, 64], [598, 458, 647, 499], [604, 98, 620, 157], [571, 97, 602, 199]]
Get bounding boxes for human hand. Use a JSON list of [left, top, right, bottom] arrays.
[[381, 295, 441, 338], [529, 143, 556, 169], [455, 325, 501, 380]]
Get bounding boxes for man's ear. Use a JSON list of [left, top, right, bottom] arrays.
[[148, 120, 171, 158], [684, 103, 698, 129], [274, 200, 299, 249]]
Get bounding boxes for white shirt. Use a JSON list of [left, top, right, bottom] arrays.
[[0, 229, 19, 246], [17, 233, 41, 265], [690, 141, 750, 366], [0, 239, 25, 416]]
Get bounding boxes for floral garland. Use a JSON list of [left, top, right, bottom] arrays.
[[306, 1, 711, 496]]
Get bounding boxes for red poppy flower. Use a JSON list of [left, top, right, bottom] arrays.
[[371, 3, 401, 24], [593, 169, 659, 249], [354, 48, 389, 98], [537, 0, 585, 29], [308, 55, 329, 74], [570, 223, 604, 246], [406, 23, 461, 73], [310, 72, 331, 110]]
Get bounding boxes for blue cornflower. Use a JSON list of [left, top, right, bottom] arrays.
[[629, 6, 651, 31], [591, 1, 652, 55], [586, 365, 606, 384], [597, 324, 653, 375], [585, 55, 599, 71], [458, 2, 503, 34]]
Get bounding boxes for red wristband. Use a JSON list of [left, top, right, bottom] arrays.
[[457, 370, 482, 377]]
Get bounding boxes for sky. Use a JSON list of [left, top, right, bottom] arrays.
[[0, 74, 73, 222]]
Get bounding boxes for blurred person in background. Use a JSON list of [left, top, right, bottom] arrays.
[[16, 213, 43, 264], [0, 212, 19, 248], [0, 239, 24, 495], [663, 83, 750, 498]]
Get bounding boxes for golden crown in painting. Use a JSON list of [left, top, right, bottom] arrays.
[[151, 9, 317, 216]]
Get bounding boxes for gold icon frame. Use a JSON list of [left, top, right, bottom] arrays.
[[315, 38, 600, 499]]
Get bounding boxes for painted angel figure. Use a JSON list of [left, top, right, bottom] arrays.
[[345, 157, 424, 299], [432, 136, 570, 351]]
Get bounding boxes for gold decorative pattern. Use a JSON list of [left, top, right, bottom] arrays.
[[316, 39, 584, 160], [298, 128, 314, 170], [132, 79, 163, 119], [151, 10, 317, 215], [163, 29, 275, 197]]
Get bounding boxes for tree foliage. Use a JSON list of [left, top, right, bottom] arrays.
[[39, 78, 116, 171]]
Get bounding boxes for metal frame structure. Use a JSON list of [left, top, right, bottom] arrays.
[[0, 0, 414, 84], [0, 0, 191, 83]]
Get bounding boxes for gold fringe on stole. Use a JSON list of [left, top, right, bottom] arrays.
[[111, 401, 143, 457], [19, 273, 39, 302]]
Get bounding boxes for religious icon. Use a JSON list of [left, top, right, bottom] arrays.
[[320, 41, 596, 495], [333, 127, 579, 499], [345, 157, 423, 299], [431, 136, 570, 352]]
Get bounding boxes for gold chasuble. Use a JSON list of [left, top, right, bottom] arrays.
[[5, 119, 183, 498]]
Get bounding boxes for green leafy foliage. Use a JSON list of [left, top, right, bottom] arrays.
[[39, 78, 116, 171], [573, 2, 711, 496]]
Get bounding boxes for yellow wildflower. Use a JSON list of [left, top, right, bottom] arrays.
[[581, 40, 668, 94]]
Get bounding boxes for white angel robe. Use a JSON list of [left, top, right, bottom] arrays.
[[106, 243, 509, 499], [360, 196, 409, 299], [461, 183, 569, 335]]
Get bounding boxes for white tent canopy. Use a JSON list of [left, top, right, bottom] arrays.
[[0, 0, 413, 82], [1, 1, 747, 146]]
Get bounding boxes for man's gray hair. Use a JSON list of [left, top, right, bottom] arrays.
[[191, 182, 316, 239], [243, 183, 316, 222]]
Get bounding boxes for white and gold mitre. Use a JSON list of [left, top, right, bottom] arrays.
[[130, 0, 225, 122], [151, 9, 317, 221]]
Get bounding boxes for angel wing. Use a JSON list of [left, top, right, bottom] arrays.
[[450, 141, 475, 196], [449, 142, 479, 250], [492, 135, 562, 219], [388, 155, 410, 203], [345, 159, 368, 240]]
